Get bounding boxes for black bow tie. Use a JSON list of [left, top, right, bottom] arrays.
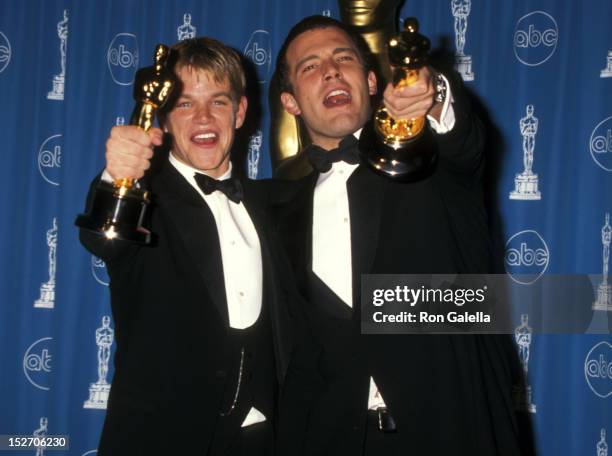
[[193, 173, 243, 204], [306, 135, 360, 173]]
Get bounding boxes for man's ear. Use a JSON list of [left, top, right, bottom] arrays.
[[234, 96, 248, 129], [367, 70, 377, 96], [280, 92, 301, 116]]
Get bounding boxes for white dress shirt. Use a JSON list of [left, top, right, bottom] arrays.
[[311, 75, 456, 410], [169, 155, 265, 427], [168, 155, 263, 331]]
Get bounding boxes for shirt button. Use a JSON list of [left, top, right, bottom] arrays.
[[339, 169, 344, 175], [239, 291, 244, 297], [230, 240, 236, 246], [343, 217, 349, 223]]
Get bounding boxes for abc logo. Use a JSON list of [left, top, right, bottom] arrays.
[[91, 256, 109, 286], [244, 30, 271, 84], [590, 116, 612, 172], [505, 230, 549, 284], [513, 11, 558, 66], [107, 33, 139, 86], [0, 31, 11, 73], [584, 341, 612, 398], [37, 134, 62, 186], [23, 337, 53, 391]]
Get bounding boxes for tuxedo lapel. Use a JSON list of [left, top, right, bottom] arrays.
[[273, 173, 318, 293], [299, 174, 317, 272], [347, 166, 385, 309], [153, 163, 229, 326]]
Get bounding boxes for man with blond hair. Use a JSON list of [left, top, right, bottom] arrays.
[[81, 37, 293, 456]]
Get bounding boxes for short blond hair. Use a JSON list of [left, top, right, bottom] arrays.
[[157, 37, 246, 127], [170, 37, 246, 102]]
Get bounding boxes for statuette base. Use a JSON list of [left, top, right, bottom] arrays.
[[510, 172, 541, 200], [455, 55, 474, 81], [34, 284, 55, 309], [83, 382, 110, 409], [47, 75, 65, 100], [75, 180, 151, 244], [359, 120, 437, 181], [593, 283, 612, 311]]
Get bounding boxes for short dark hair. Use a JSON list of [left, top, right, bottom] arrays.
[[275, 15, 372, 94]]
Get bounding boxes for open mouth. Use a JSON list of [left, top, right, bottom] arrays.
[[323, 89, 351, 108], [191, 131, 218, 146]]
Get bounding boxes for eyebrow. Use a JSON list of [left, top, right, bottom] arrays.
[[178, 91, 233, 100], [210, 91, 233, 99], [294, 47, 359, 72]]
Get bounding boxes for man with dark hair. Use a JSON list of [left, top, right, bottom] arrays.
[[80, 37, 293, 455], [273, 15, 523, 455]]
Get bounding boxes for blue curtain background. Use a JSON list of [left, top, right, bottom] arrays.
[[0, 1, 610, 454]]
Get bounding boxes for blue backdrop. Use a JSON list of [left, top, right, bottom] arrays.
[[0, 1, 610, 454]]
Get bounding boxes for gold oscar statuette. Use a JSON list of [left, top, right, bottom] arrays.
[[359, 18, 438, 181], [75, 44, 176, 244]]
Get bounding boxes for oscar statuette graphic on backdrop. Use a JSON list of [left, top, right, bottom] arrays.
[[451, 0, 474, 81], [510, 105, 542, 200], [177, 13, 196, 41], [597, 429, 608, 456], [601, 51, 612, 78], [83, 316, 114, 409], [513, 314, 537, 413], [32, 417, 48, 456], [47, 10, 68, 101], [248, 130, 263, 179], [593, 213, 612, 312], [34, 218, 58, 309]]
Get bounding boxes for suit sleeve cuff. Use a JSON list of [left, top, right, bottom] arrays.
[[101, 169, 114, 183], [427, 74, 455, 134]]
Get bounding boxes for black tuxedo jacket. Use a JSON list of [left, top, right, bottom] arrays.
[[273, 82, 525, 455], [80, 160, 295, 455]]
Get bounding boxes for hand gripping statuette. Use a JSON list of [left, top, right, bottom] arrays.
[[76, 44, 176, 243], [359, 18, 438, 181]]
